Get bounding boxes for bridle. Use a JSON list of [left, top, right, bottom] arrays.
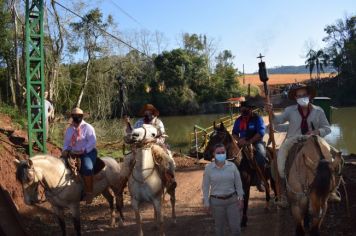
[[24, 162, 69, 204]]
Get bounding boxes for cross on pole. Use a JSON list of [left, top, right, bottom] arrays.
[[257, 53, 265, 62]]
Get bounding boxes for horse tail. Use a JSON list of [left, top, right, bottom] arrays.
[[311, 160, 332, 198]]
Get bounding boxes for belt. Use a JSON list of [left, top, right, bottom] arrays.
[[210, 192, 237, 200]]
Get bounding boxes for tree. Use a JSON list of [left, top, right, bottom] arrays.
[[69, 8, 113, 108], [305, 49, 328, 79]]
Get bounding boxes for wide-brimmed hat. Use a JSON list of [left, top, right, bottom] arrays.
[[71, 107, 84, 115], [138, 104, 159, 116], [241, 96, 264, 108], [288, 84, 316, 100]]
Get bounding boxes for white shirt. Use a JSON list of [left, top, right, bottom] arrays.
[[202, 161, 244, 207], [134, 117, 166, 143], [274, 104, 331, 138], [63, 120, 96, 153], [44, 100, 53, 119]]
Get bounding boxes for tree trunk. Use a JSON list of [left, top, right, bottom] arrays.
[[76, 58, 91, 108], [13, 5, 22, 109]]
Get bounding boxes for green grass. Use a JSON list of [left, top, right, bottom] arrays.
[[0, 103, 27, 129]]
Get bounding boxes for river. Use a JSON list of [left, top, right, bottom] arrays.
[[51, 107, 356, 156], [161, 107, 356, 155]]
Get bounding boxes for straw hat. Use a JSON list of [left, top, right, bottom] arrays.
[[288, 84, 316, 100], [71, 107, 84, 115], [138, 104, 159, 116]]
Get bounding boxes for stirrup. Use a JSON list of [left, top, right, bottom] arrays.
[[328, 191, 341, 203]]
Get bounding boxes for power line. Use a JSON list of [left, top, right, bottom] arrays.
[[108, 0, 144, 28], [52, 0, 152, 60]]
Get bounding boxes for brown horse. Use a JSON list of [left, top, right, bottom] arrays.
[[284, 135, 343, 236], [203, 122, 276, 227]]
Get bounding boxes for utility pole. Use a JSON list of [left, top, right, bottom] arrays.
[[242, 64, 245, 85], [25, 0, 46, 156]]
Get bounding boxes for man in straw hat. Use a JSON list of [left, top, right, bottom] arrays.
[[125, 104, 176, 189], [232, 97, 267, 192], [265, 84, 339, 207], [62, 107, 97, 204]]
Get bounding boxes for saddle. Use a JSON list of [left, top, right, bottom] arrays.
[[65, 153, 106, 180]]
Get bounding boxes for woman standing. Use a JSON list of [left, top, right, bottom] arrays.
[[202, 143, 244, 236]]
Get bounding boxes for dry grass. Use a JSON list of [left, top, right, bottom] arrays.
[[238, 73, 333, 86]]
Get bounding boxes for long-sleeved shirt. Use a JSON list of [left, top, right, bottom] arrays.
[[134, 117, 166, 144], [273, 104, 331, 138], [202, 161, 244, 207], [63, 120, 96, 153], [232, 114, 265, 140]]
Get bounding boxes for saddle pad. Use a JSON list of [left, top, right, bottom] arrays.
[[94, 157, 106, 175]]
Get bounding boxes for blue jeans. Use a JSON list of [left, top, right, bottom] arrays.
[[253, 141, 266, 167], [80, 148, 97, 176]]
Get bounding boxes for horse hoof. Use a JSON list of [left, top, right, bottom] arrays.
[[118, 220, 124, 227]]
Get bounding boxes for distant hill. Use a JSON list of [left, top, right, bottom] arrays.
[[252, 65, 336, 74]]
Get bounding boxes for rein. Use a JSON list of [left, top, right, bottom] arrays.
[[32, 163, 70, 203], [130, 142, 158, 185]]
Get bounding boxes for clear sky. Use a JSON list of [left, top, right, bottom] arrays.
[[81, 0, 355, 73]]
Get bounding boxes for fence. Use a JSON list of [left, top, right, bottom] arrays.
[[189, 113, 240, 157]]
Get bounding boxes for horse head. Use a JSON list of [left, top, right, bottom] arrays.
[[204, 122, 230, 161], [125, 124, 158, 144], [14, 158, 42, 205]]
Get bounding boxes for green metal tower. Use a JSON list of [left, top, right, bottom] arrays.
[[25, 0, 46, 156]]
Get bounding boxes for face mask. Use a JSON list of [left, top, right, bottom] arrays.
[[297, 97, 310, 107], [144, 114, 153, 122], [215, 153, 226, 163], [242, 110, 250, 116], [72, 116, 83, 124]]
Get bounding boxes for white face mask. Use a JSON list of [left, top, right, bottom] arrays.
[[297, 97, 310, 107]]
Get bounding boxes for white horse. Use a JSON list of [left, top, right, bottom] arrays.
[[15, 155, 125, 236], [125, 123, 176, 236]]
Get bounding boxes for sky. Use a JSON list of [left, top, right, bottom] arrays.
[[68, 0, 355, 73]]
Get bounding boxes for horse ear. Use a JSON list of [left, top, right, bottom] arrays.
[[28, 159, 33, 168], [220, 122, 225, 129], [213, 121, 216, 129], [13, 159, 21, 167]]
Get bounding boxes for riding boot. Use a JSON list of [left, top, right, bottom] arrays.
[[82, 175, 94, 204], [275, 178, 289, 208]]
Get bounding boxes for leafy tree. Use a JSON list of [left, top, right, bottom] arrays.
[[69, 8, 113, 108]]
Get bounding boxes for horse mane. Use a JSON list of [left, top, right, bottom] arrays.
[[311, 160, 332, 198], [16, 155, 64, 183]]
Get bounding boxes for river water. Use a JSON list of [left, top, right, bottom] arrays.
[[52, 107, 356, 155], [161, 107, 356, 155]]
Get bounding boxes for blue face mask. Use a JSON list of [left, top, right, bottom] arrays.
[[215, 153, 226, 163]]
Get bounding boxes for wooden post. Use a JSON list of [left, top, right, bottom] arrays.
[[257, 54, 281, 199]]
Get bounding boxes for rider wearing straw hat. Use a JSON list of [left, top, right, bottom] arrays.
[[124, 104, 176, 189], [265, 84, 339, 207], [62, 107, 97, 204]]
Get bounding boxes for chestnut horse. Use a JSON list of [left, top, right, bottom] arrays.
[[203, 122, 276, 227]]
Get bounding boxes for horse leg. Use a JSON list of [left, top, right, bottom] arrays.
[[261, 166, 271, 210], [153, 198, 165, 236], [102, 188, 116, 228], [291, 204, 306, 236], [69, 204, 81, 236], [309, 194, 328, 236], [53, 206, 66, 236], [169, 189, 177, 225], [111, 186, 125, 226], [241, 173, 251, 227], [115, 192, 125, 226], [132, 198, 143, 236]]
